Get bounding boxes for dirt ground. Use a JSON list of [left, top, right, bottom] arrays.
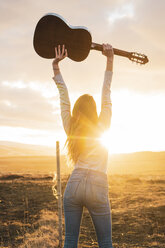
[[0, 173, 165, 248]]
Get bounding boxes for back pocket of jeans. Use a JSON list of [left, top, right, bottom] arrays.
[[64, 180, 81, 200], [92, 183, 109, 204], [90, 173, 108, 188]]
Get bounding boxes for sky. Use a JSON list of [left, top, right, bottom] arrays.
[[0, 0, 165, 154]]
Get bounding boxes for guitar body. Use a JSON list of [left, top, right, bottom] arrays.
[[33, 13, 92, 61]]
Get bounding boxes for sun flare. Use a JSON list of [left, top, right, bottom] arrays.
[[100, 130, 111, 149], [99, 129, 121, 155]]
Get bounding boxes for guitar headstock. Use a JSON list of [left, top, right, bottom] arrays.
[[129, 52, 149, 65]]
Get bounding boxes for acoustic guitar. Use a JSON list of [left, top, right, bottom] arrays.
[[33, 13, 149, 65]]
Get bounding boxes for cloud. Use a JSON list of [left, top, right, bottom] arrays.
[[108, 3, 134, 24], [0, 79, 61, 130]]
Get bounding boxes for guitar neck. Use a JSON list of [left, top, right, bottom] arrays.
[[91, 42, 130, 59]]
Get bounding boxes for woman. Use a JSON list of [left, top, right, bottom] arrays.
[[52, 43, 114, 248]]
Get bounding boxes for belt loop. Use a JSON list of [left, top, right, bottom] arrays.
[[85, 168, 89, 177]]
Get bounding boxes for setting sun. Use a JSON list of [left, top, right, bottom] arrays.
[[99, 127, 136, 154], [100, 130, 111, 150]]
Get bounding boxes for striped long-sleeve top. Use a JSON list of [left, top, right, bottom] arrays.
[[53, 70, 113, 174]]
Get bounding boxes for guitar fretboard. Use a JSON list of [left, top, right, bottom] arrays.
[[91, 42, 131, 58]]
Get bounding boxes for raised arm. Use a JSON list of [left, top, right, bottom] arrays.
[[52, 45, 71, 135], [99, 44, 114, 130]]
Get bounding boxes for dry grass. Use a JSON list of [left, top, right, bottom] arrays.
[[0, 173, 165, 247], [19, 210, 61, 248]]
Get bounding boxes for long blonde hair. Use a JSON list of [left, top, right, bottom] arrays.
[[66, 94, 99, 164]]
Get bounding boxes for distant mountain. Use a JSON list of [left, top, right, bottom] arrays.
[[0, 141, 164, 175], [0, 141, 56, 156], [108, 151, 165, 175]]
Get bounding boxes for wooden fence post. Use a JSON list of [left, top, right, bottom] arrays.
[[56, 141, 63, 248]]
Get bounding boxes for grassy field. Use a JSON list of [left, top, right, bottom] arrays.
[[0, 172, 165, 248]]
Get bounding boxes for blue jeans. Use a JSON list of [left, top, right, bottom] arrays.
[[63, 167, 113, 248]]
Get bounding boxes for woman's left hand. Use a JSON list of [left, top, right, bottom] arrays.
[[52, 44, 68, 69]]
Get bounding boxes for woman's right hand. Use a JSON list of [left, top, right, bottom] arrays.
[[102, 43, 114, 71], [52, 44, 68, 69], [102, 43, 114, 60]]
